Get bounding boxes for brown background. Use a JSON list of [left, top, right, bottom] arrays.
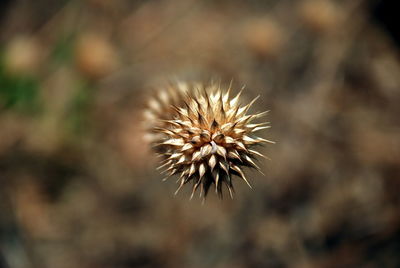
[[1, 0, 400, 267]]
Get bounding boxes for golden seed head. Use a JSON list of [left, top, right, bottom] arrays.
[[145, 81, 273, 199]]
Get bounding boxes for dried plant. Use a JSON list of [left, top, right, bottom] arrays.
[[145, 82, 273, 199]]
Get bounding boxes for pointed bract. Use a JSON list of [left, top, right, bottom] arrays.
[[145, 81, 272, 199]]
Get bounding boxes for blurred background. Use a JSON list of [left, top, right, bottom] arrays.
[[1, 0, 400, 267]]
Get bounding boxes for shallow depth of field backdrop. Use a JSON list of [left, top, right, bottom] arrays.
[[1, 0, 400, 267]]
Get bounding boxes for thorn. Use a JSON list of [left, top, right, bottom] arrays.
[[257, 138, 276, 144], [215, 171, 220, 189], [252, 111, 269, 119], [181, 143, 193, 151], [243, 155, 265, 175], [235, 141, 248, 152], [216, 145, 227, 160], [228, 150, 242, 162], [192, 150, 202, 161], [200, 144, 212, 157], [231, 165, 252, 188], [229, 88, 244, 108], [227, 184, 234, 199], [247, 95, 260, 110], [223, 84, 231, 104], [199, 163, 206, 179], [219, 161, 229, 174], [190, 184, 196, 200], [237, 95, 260, 117], [242, 135, 258, 144], [189, 163, 196, 176], [177, 155, 186, 164], [156, 160, 172, 170], [174, 179, 185, 195], [224, 136, 235, 144], [251, 126, 271, 132], [199, 184, 203, 198], [249, 149, 271, 160]]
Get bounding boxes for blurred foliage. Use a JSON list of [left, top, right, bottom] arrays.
[[65, 80, 93, 135], [0, 57, 40, 113], [50, 34, 76, 65]]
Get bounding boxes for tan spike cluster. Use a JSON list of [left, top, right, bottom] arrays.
[[144, 81, 273, 199]]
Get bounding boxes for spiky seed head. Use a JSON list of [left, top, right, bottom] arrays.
[[145, 81, 273, 199]]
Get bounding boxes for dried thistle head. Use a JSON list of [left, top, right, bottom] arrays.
[[145, 81, 273, 199]]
